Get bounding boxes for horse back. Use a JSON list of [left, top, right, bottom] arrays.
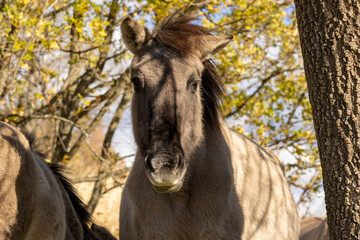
[[225, 127, 299, 239]]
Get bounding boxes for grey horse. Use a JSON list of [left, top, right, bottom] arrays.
[[119, 13, 299, 239], [0, 121, 116, 240]]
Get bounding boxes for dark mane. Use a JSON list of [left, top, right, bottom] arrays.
[[48, 164, 93, 225], [22, 130, 48, 159], [23, 131, 93, 226], [155, 14, 225, 133], [201, 60, 224, 134]]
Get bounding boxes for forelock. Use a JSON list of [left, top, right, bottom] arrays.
[[153, 13, 212, 57]]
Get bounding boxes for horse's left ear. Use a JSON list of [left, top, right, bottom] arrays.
[[198, 35, 233, 60]]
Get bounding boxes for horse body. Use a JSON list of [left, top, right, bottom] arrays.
[[119, 13, 299, 239], [0, 121, 116, 240], [121, 121, 298, 239], [0, 121, 76, 239]]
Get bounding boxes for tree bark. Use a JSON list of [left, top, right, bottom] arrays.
[[294, 1, 360, 239]]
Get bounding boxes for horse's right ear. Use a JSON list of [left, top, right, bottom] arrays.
[[121, 16, 150, 54]]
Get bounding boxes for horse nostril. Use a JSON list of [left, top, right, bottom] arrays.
[[144, 155, 154, 172], [176, 154, 183, 169], [145, 153, 183, 172]]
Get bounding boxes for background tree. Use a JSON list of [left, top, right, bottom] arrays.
[[295, 0, 360, 239], [0, 0, 322, 222], [0, 0, 134, 213]]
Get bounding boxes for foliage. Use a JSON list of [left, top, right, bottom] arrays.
[[0, 0, 322, 213]]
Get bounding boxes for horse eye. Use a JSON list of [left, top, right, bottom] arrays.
[[131, 76, 143, 91], [192, 82, 198, 91], [188, 79, 200, 93]]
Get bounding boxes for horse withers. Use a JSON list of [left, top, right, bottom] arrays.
[[0, 121, 116, 240], [119, 13, 299, 239]]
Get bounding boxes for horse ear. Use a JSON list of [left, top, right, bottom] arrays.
[[121, 16, 150, 54], [198, 35, 233, 60]]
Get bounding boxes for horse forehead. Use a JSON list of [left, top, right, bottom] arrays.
[[131, 52, 203, 79]]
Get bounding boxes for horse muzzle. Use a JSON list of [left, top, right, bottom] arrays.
[[144, 153, 184, 193]]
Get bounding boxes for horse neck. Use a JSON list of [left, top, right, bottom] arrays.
[[200, 118, 230, 159], [186, 119, 233, 190], [30, 153, 85, 239]]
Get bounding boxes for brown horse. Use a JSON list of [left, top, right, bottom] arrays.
[[300, 217, 328, 240], [119, 13, 299, 239], [0, 121, 116, 240]]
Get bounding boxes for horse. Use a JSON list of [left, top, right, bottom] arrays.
[[0, 121, 117, 240], [300, 217, 328, 240], [119, 13, 299, 239]]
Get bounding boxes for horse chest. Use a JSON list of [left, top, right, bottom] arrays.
[[131, 196, 238, 240]]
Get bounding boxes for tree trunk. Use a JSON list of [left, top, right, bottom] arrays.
[[294, 1, 360, 239], [87, 89, 132, 213]]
